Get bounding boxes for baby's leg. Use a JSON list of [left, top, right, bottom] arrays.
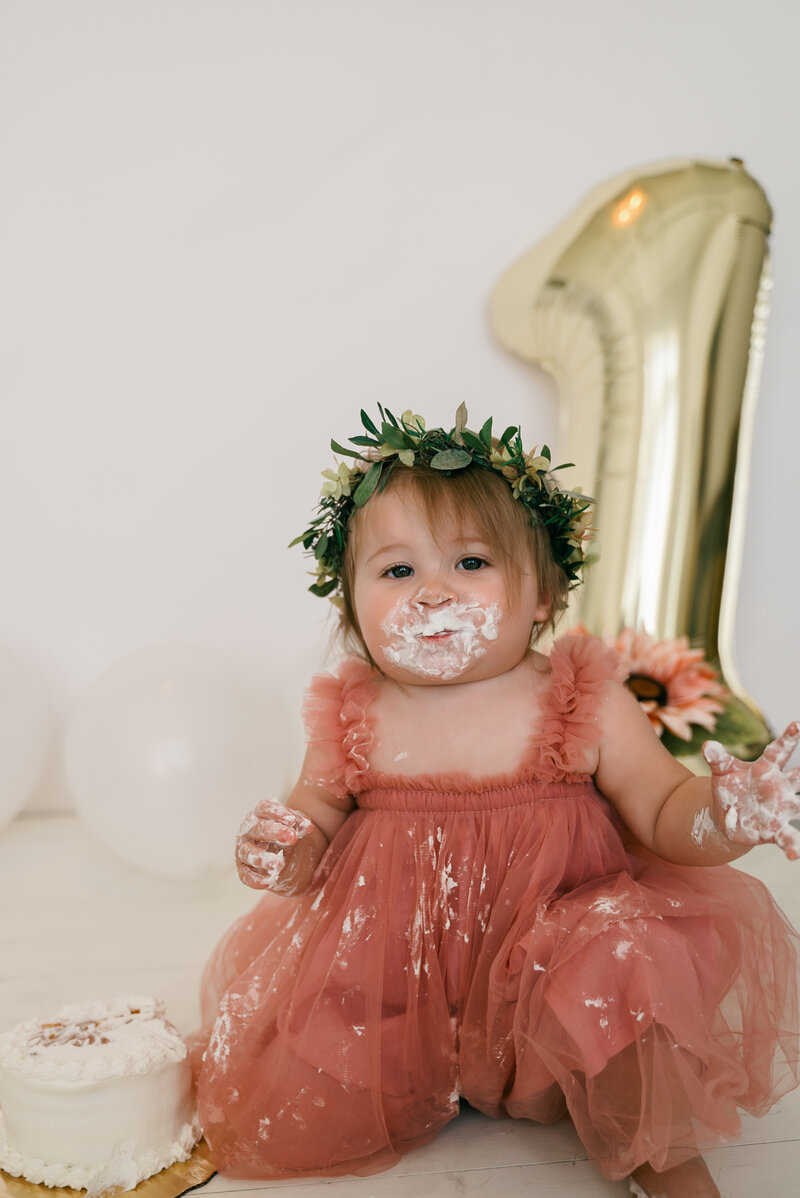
[[198, 986, 458, 1179], [579, 1031, 722, 1195], [593, 1036, 719, 1196], [629, 1156, 719, 1197]]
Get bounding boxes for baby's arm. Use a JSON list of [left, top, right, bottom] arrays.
[[595, 682, 800, 865], [235, 747, 355, 895]]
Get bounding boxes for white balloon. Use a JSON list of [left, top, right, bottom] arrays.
[[0, 649, 52, 833], [65, 646, 278, 880]]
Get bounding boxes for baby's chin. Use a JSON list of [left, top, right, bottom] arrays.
[[369, 642, 525, 687], [377, 663, 475, 687]]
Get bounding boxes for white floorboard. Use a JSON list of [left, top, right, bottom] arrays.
[[1, 813, 799, 1197]]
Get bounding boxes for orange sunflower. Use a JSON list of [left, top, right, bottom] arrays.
[[609, 627, 728, 741]]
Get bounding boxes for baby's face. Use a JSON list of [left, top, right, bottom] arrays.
[[351, 488, 549, 686]]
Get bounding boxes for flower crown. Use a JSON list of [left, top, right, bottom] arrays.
[[290, 403, 595, 601]]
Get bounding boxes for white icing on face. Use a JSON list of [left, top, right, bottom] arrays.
[[379, 597, 501, 680]]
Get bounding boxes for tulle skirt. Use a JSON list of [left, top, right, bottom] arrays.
[[192, 779, 800, 1181]]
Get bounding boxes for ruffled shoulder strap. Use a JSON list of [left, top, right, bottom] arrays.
[[301, 656, 376, 797], [532, 633, 625, 781]]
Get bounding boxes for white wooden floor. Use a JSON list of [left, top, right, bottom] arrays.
[[2, 813, 799, 1197]]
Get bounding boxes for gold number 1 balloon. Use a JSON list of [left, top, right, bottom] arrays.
[[490, 157, 771, 756]]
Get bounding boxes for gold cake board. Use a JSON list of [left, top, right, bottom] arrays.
[[0, 1140, 216, 1198]]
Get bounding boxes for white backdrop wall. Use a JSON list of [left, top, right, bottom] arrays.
[[2, 0, 799, 815]]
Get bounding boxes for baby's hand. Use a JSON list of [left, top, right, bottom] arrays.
[[235, 798, 316, 893], [703, 722, 800, 860]]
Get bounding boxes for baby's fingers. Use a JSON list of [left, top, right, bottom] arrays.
[[753, 761, 800, 815], [251, 810, 315, 845], [239, 799, 294, 833], [237, 804, 313, 845], [251, 797, 289, 820], [763, 721, 800, 770], [702, 740, 736, 774], [236, 842, 288, 888], [242, 817, 298, 847], [774, 821, 800, 861], [237, 860, 279, 889], [238, 843, 286, 873]]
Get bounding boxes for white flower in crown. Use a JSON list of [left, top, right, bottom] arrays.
[[577, 511, 594, 539], [568, 502, 594, 546], [360, 443, 415, 466], [489, 443, 519, 480], [525, 447, 551, 481], [489, 444, 513, 468], [320, 462, 356, 500], [400, 410, 426, 435]]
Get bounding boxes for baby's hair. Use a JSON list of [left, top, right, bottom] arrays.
[[338, 464, 570, 663]]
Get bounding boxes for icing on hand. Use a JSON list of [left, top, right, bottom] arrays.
[[235, 799, 315, 891], [703, 722, 800, 860], [379, 598, 500, 680]]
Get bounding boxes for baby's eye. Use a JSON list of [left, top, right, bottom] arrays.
[[457, 556, 488, 572], [384, 564, 414, 579]]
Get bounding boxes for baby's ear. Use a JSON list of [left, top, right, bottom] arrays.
[[533, 595, 552, 624]]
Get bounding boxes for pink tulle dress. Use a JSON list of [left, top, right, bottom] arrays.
[[192, 635, 800, 1182]]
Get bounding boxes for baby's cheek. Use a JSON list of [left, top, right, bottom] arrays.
[[355, 596, 391, 654]]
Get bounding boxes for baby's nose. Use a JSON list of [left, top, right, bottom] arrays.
[[412, 581, 454, 609]]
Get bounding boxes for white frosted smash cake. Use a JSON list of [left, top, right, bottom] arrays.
[[0, 995, 201, 1194]]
